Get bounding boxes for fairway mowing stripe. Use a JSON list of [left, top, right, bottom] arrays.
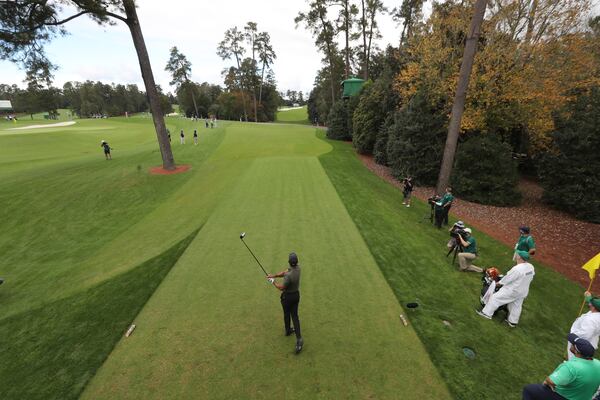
[[81, 155, 450, 400]]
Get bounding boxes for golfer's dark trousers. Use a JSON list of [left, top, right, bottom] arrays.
[[522, 384, 566, 400], [281, 291, 301, 339]]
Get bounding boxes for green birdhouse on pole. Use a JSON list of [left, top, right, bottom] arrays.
[[342, 77, 366, 98]]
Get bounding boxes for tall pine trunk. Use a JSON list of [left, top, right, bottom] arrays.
[[191, 87, 199, 118], [344, 1, 350, 79], [361, 0, 368, 79], [258, 62, 266, 109], [234, 55, 249, 122], [123, 0, 175, 170], [435, 0, 487, 194]]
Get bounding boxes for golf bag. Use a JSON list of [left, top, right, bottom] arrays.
[[480, 269, 508, 315]]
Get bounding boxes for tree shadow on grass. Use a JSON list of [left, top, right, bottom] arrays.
[[0, 227, 201, 400]]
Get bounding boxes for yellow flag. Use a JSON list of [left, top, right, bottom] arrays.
[[582, 253, 600, 280]]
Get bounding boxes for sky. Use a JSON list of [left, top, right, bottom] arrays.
[[1, 1, 598, 95], [0, 0, 417, 95]]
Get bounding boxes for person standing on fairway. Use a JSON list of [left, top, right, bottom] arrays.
[[180, 129, 185, 144], [477, 250, 535, 327], [568, 292, 600, 360], [267, 252, 304, 354], [193, 129, 198, 145], [100, 140, 112, 160]]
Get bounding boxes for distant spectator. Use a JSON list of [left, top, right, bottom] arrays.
[[402, 177, 414, 208], [193, 130, 198, 145], [435, 187, 454, 228], [205, 119, 209, 128], [100, 140, 112, 160], [522, 334, 600, 400], [514, 226, 536, 261], [180, 129, 185, 144], [167, 129, 171, 142]]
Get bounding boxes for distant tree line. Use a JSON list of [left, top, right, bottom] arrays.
[[0, 81, 172, 118], [298, 0, 600, 222], [280, 90, 307, 107]]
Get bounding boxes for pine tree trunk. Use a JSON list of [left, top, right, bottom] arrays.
[[234, 54, 249, 122], [258, 62, 265, 113], [344, 1, 350, 79], [191, 88, 199, 118], [123, 0, 175, 170], [435, 0, 487, 194], [361, 0, 368, 80]]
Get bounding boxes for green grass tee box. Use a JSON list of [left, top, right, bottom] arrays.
[[82, 124, 450, 399]]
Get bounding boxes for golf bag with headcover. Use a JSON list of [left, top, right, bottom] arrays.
[[480, 268, 508, 315]]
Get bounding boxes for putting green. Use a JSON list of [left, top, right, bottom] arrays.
[[81, 123, 450, 399], [275, 106, 309, 124]]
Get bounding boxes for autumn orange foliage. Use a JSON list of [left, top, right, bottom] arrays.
[[395, 0, 600, 155]]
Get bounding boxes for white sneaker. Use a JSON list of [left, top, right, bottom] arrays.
[[505, 319, 517, 328], [476, 310, 492, 320], [406, 204, 410, 207]]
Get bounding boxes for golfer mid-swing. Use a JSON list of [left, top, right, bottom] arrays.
[[267, 252, 303, 354]]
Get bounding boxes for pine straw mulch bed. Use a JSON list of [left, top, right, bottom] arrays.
[[358, 153, 600, 292]]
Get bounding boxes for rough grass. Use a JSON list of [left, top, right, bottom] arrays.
[[318, 133, 582, 400], [0, 116, 225, 399], [0, 230, 199, 400]]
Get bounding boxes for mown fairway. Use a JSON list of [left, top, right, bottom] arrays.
[[0, 112, 586, 400], [0, 115, 449, 399]]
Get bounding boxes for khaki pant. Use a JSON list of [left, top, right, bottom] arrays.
[[458, 252, 483, 273]]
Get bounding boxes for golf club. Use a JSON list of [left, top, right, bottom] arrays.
[[239, 232, 269, 276]]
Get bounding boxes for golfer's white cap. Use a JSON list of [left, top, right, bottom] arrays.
[[101, 140, 106, 143], [464, 228, 472, 234]]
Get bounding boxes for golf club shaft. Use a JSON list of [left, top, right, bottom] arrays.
[[241, 239, 269, 276]]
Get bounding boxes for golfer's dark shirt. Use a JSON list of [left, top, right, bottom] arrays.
[[283, 266, 301, 293]]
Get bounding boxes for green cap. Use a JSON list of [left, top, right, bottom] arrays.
[[588, 297, 600, 310], [516, 250, 530, 261]]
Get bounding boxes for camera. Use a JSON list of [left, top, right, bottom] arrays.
[[450, 226, 467, 240], [427, 195, 440, 207]]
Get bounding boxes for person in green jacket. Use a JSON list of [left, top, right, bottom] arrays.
[[522, 333, 600, 400], [514, 226, 536, 261]]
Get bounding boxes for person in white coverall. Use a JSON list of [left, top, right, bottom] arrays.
[[477, 250, 535, 327], [568, 291, 600, 360]]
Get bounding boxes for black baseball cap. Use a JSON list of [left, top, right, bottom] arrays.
[[567, 333, 595, 358], [519, 226, 531, 234], [289, 252, 298, 266]]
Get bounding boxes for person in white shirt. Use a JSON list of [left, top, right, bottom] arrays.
[[569, 291, 600, 359], [476, 250, 535, 327]]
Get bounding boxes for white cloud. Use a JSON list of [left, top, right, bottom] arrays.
[[0, 0, 429, 93]]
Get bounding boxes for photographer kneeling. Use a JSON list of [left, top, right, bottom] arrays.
[[456, 228, 483, 273]]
